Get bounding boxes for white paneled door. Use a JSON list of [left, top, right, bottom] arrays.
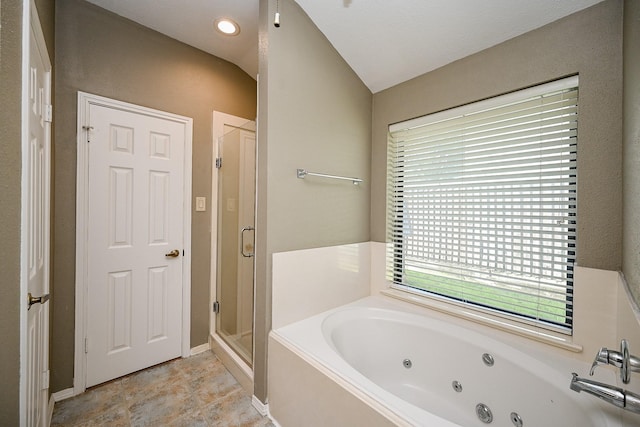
[[24, 4, 51, 426], [84, 102, 188, 387]]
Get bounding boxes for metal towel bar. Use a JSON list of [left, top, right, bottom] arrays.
[[296, 168, 362, 185]]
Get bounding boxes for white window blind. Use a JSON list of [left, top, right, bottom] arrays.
[[387, 76, 578, 332]]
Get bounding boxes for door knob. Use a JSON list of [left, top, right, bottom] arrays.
[[165, 249, 180, 258], [27, 292, 50, 310]]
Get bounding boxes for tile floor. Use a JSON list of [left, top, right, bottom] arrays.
[[51, 351, 275, 427]]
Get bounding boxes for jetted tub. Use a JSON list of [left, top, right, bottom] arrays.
[[270, 296, 622, 427]]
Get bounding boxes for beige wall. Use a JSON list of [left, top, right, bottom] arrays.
[[623, 0, 640, 301], [255, 0, 372, 402], [371, 0, 624, 273], [0, 0, 55, 422], [52, 0, 256, 392], [35, 0, 55, 55], [0, 1, 24, 422]]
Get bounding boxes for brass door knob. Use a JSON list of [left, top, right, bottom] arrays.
[[165, 249, 180, 258], [28, 292, 50, 309]]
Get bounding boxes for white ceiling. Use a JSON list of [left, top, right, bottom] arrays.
[[85, 0, 260, 78], [85, 0, 604, 93]]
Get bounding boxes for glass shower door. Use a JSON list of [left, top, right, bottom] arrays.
[[215, 124, 256, 366]]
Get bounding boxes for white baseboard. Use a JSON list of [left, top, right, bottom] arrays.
[[190, 342, 211, 356], [252, 395, 268, 416], [52, 388, 75, 402]]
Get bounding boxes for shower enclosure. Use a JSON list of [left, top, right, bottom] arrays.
[[214, 121, 256, 366]]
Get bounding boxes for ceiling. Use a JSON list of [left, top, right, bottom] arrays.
[[85, 0, 604, 93]]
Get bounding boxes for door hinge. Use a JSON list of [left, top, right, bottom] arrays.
[[41, 370, 50, 390], [84, 338, 88, 354], [215, 158, 222, 169], [44, 104, 53, 123], [213, 301, 220, 314], [82, 125, 93, 143]]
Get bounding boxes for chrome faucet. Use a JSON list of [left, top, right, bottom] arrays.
[[570, 373, 640, 414], [590, 339, 640, 384]]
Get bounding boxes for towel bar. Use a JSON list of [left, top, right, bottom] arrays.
[[296, 168, 362, 185]]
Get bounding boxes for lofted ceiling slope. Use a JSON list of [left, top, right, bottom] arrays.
[[85, 0, 604, 92]]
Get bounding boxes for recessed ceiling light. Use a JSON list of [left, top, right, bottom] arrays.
[[214, 18, 240, 36]]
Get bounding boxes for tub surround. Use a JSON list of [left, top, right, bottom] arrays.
[[272, 243, 638, 364], [618, 275, 640, 372], [617, 274, 640, 426], [269, 242, 640, 426], [378, 266, 621, 359], [272, 243, 372, 329]]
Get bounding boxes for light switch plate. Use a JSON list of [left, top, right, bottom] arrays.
[[196, 197, 206, 212]]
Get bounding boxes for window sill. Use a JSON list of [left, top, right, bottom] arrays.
[[380, 287, 584, 353]]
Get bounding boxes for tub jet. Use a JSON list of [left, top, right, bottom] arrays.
[[510, 412, 523, 427], [476, 403, 493, 423], [482, 353, 495, 367]]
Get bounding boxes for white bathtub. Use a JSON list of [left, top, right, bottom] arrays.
[[270, 296, 623, 427]]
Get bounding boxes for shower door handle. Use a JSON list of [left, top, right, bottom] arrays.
[[241, 226, 255, 258]]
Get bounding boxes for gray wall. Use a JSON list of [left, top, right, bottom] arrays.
[[255, 0, 372, 402], [623, 0, 640, 301], [0, 0, 55, 422], [52, 0, 256, 392], [371, 0, 624, 273]]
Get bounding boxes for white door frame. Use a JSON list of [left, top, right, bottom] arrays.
[[20, 0, 52, 424], [74, 92, 193, 395]]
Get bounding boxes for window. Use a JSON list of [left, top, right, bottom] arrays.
[[387, 76, 578, 333]]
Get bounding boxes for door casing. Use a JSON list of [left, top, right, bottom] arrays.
[[74, 92, 193, 395]]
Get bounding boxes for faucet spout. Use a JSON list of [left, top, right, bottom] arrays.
[[570, 373, 640, 414], [570, 373, 625, 408]]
